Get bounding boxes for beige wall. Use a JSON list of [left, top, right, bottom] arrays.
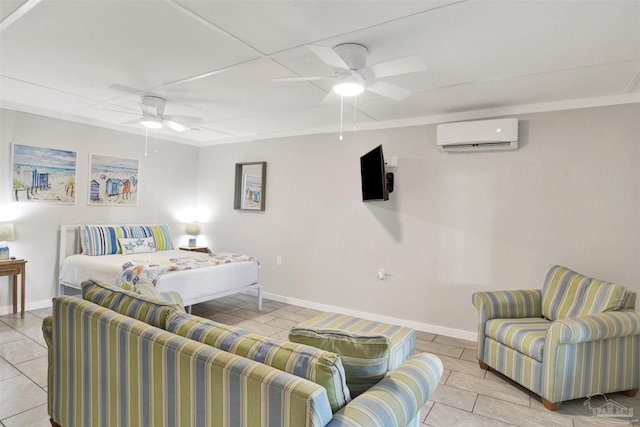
[[197, 104, 639, 338]]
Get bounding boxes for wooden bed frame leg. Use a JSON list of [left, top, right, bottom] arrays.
[[257, 285, 263, 311], [621, 389, 638, 397], [541, 398, 562, 411], [478, 360, 489, 370]]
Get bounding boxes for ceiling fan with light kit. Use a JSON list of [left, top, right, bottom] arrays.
[[131, 95, 203, 132], [273, 43, 426, 102]]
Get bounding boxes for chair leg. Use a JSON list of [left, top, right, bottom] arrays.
[[541, 398, 562, 411], [478, 360, 489, 370], [621, 389, 638, 397]]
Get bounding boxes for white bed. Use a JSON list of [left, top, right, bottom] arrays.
[[58, 225, 262, 309]]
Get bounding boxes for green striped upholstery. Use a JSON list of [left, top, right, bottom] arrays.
[[542, 265, 628, 321], [483, 337, 544, 394], [81, 279, 184, 329], [289, 313, 416, 397], [472, 289, 542, 359], [166, 312, 351, 413], [473, 266, 640, 408], [327, 353, 443, 427], [47, 296, 334, 427], [485, 318, 551, 362]]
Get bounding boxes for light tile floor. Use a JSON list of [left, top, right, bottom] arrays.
[[1, 295, 638, 426]]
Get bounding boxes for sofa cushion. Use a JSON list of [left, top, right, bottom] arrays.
[[166, 312, 351, 413], [485, 318, 551, 362], [289, 313, 416, 397], [542, 265, 629, 321], [81, 279, 184, 329]]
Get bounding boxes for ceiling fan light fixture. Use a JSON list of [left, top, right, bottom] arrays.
[[140, 114, 163, 129], [333, 80, 364, 97]]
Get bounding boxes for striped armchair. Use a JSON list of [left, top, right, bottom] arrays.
[[472, 265, 640, 411]]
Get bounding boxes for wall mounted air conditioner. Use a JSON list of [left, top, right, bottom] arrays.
[[436, 118, 519, 153]]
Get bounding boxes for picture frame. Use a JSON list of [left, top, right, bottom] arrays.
[[234, 162, 266, 211], [88, 153, 139, 206], [11, 143, 77, 204]]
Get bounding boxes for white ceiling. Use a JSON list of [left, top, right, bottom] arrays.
[[1, 0, 638, 146]]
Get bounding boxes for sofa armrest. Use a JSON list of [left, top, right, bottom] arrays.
[[549, 309, 640, 344], [472, 290, 542, 320], [326, 353, 443, 427], [473, 290, 541, 361]]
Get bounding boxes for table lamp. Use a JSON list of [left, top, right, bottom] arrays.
[[185, 223, 200, 247], [0, 223, 15, 260]]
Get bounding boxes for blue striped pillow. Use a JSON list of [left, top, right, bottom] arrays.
[[83, 225, 130, 256], [127, 224, 174, 251]]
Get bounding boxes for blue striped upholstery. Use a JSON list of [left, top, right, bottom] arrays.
[[473, 265, 640, 409], [166, 312, 351, 413], [485, 318, 551, 362], [289, 313, 416, 397], [542, 265, 629, 321], [46, 296, 334, 427], [327, 354, 443, 427], [81, 279, 184, 329], [45, 296, 444, 426]]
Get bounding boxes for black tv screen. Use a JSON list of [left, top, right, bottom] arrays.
[[360, 145, 389, 201]]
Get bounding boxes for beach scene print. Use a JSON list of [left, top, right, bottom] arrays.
[[12, 144, 77, 204], [89, 154, 139, 205], [242, 174, 262, 209]]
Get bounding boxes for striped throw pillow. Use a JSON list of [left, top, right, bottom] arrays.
[[82, 225, 130, 256], [127, 224, 174, 251], [288, 327, 390, 397], [166, 312, 351, 413], [542, 265, 629, 321], [81, 279, 184, 329]]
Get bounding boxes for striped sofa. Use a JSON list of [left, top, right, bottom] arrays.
[[472, 265, 640, 411], [43, 291, 443, 426]]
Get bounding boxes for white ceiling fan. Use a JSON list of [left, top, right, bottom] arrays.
[[273, 43, 426, 101], [129, 95, 203, 132]]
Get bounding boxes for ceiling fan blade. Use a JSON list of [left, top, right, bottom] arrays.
[[163, 115, 204, 125], [364, 56, 426, 79], [321, 91, 341, 105], [270, 76, 332, 82], [307, 45, 350, 70], [366, 81, 413, 101], [164, 120, 190, 132]]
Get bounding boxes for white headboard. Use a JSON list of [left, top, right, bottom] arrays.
[[59, 225, 82, 271]]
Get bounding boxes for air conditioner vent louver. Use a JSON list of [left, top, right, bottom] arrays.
[[437, 118, 519, 153]]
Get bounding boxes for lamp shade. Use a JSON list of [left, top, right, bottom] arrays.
[[185, 223, 201, 236], [0, 223, 15, 241]]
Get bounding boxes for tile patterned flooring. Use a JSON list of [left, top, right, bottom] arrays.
[[1, 294, 638, 426]]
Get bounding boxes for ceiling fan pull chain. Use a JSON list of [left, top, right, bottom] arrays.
[[144, 127, 148, 157], [154, 129, 158, 153], [353, 95, 357, 131], [339, 95, 344, 140]]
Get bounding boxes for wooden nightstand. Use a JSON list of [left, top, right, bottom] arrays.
[[0, 258, 27, 318], [179, 246, 211, 254]]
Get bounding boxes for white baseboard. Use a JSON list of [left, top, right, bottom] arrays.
[[259, 290, 478, 342], [0, 299, 52, 316]]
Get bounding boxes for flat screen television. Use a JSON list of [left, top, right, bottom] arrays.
[[360, 145, 393, 201]]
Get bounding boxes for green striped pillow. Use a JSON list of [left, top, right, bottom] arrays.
[[541, 265, 629, 321], [288, 327, 390, 397], [166, 312, 351, 413], [81, 279, 184, 329]]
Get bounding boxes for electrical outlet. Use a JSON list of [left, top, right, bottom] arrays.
[[276, 256, 282, 265]]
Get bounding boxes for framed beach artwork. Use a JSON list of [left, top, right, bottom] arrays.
[[234, 162, 266, 211], [11, 144, 77, 204], [88, 154, 139, 206]]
